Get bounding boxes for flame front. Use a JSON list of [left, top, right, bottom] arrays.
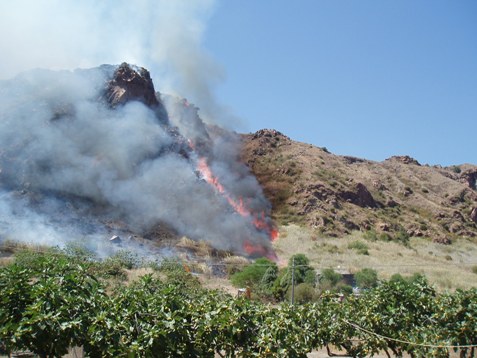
[[196, 156, 278, 258]]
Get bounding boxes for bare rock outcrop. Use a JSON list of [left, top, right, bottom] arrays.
[[248, 129, 290, 156], [339, 183, 377, 208], [461, 170, 477, 190], [252, 129, 290, 143], [471, 207, 477, 223], [433, 237, 452, 245], [386, 155, 421, 166], [343, 156, 366, 164], [106, 63, 159, 108]]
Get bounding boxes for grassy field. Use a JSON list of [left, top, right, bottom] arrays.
[[273, 224, 477, 291]]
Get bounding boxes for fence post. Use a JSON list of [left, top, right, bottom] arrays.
[[291, 256, 295, 305]]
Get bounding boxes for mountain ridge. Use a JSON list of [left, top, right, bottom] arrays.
[[241, 129, 477, 242]]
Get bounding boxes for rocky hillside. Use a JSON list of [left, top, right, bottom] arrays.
[[0, 64, 278, 258], [241, 129, 477, 242]]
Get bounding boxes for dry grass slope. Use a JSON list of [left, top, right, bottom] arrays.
[[241, 129, 477, 290], [274, 224, 477, 291]]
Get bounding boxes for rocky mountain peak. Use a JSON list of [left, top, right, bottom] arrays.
[[385, 155, 421, 166], [105, 62, 159, 108]]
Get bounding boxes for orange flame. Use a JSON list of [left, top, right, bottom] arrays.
[[243, 240, 277, 261], [196, 156, 279, 250]]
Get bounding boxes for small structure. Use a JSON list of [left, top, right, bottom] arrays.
[[109, 235, 121, 244], [237, 287, 251, 299]]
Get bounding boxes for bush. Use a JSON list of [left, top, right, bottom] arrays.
[[259, 265, 279, 296], [378, 232, 392, 242], [290, 283, 317, 303], [230, 258, 276, 288], [363, 229, 391, 243], [347, 241, 369, 255], [319, 268, 342, 287], [336, 283, 353, 295], [451, 165, 461, 173], [394, 230, 410, 246], [363, 230, 378, 241], [289, 254, 315, 285], [63, 243, 96, 262], [97, 259, 127, 280], [154, 258, 201, 289], [390, 272, 427, 285], [355, 268, 378, 289], [317, 268, 352, 295], [390, 273, 406, 284], [103, 250, 139, 270], [13, 246, 65, 270], [0, 258, 106, 356], [270, 254, 315, 301]]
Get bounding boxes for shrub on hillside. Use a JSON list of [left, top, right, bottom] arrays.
[[103, 250, 140, 270], [363, 229, 378, 241], [290, 282, 318, 303], [451, 165, 461, 173], [154, 258, 201, 289], [394, 230, 410, 246], [347, 240, 369, 255], [271, 254, 315, 300], [355, 268, 378, 289], [230, 258, 277, 288], [317, 268, 352, 295], [319, 268, 342, 288]]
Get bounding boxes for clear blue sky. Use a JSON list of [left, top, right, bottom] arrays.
[[203, 1, 477, 166]]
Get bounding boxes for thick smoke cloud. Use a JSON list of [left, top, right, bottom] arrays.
[[0, 67, 273, 255], [0, 0, 231, 125], [0, 1, 273, 256]]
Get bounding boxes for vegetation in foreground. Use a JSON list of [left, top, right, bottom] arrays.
[[0, 247, 476, 357]]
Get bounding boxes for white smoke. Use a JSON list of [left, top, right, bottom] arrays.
[[0, 66, 273, 256], [0, 1, 274, 256], [0, 0, 231, 125]]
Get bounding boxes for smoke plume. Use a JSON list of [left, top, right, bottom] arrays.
[[0, 0, 231, 125], [0, 1, 275, 257], [0, 64, 274, 256]]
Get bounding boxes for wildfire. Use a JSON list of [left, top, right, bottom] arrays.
[[243, 240, 277, 261], [196, 156, 279, 258]]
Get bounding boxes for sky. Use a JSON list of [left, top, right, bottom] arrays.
[[203, 1, 477, 166], [0, 0, 475, 166]]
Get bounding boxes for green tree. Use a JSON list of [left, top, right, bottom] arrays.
[[355, 268, 378, 289], [259, 264, 279, 296], [0, 258, 106, 357], [319, 268, 342, 288], [289, 254, 315, 285], [293, 283, 317, 304], [230, 258, 277, 289], [271, 254, 315, 301]]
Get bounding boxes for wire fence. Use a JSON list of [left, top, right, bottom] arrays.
[[1, 242, 477, 269], [341, 318, 477, 350]]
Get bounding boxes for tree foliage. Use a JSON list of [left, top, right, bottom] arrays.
[[0, 253, 476, 357], [355, 267, 379, 289]]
